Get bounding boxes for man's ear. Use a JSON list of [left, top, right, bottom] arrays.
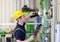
[[17, 18, 19, 22]]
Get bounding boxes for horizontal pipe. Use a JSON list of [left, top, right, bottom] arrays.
[[0, 23, 41, 26]]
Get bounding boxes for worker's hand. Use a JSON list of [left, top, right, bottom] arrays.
[[29, 35, 34, 41], [29, 12, 34, 17]]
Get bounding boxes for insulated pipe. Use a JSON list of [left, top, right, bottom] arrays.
[[51, 0, 57, 42]]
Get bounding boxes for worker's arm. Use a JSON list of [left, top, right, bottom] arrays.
[[25, 12, 34, 23], [16, 35, 34, 42]]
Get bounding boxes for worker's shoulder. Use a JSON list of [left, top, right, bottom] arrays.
[[14, 28, 25, 33]]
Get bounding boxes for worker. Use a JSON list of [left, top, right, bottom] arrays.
[[13, 10, 34, 42]]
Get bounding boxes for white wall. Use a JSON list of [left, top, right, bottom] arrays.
[[0, 0, 35, 23], [0, 0, 17, 23], [57, 0, 60, 22]]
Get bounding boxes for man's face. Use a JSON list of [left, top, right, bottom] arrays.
[[21, 15, 26, 22]]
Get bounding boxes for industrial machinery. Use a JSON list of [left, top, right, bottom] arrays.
[[36, 0, 52, 42], [0, 0, 53, 42]]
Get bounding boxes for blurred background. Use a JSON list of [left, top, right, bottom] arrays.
[[0, 0, 60, 42]]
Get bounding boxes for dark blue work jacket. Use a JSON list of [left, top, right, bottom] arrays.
[[14, 23, 26, 41]]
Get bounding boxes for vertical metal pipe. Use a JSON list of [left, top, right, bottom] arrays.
[[5, 0, 6, 23], [51, 0, 57, 42], [16, 0, 17, 10], [1, 0, 2, 23], [24, 0, 25, 5], [19, 0, 21, 9], [9, 0, 10, 23], [0, 0, 2, 23], [21, 0, 25, 8], [29, 0, 35, 9]]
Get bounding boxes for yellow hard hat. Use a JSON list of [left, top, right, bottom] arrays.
[[13, 10, 24, 20]]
